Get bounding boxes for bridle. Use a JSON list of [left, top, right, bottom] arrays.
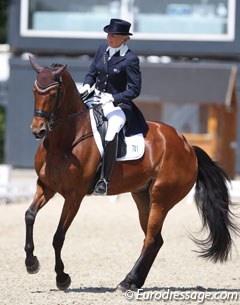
[[30, 59, 103, 145], [33, 75, 103, 136], [34, 78, 63, 124]]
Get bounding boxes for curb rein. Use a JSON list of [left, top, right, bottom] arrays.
[[34, 77, 104, 146]]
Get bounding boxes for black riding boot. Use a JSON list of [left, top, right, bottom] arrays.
[[94, 134, 118, 195]]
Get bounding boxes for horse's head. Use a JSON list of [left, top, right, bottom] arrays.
[[29, 56, 67, 139]]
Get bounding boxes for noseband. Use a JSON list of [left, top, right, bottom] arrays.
[[34, 78, 62, 123]]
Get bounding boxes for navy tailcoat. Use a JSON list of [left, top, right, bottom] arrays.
[[83, 43, 148, 136]]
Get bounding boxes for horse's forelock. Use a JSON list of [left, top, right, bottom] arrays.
[[48, 63, 64, 69]]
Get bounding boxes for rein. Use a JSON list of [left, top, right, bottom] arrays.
[[34, 77, 105, 145], [48, 105, 104, 148], [48, 105, 105, 148]]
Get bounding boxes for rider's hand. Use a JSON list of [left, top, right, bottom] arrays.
[[101, 93, 114, 105], [79, 84, 90, 100]]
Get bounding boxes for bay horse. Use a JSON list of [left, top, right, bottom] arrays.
[[25, 56, 238, 291]]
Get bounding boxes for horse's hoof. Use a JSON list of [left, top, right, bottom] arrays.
[[116, 284, 128, 292], [25, 256, 40, 274], [56, 274, 71, 290], [117, 283, 138, 292]]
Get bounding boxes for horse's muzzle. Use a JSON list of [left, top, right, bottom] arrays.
[[32, 128, 47, 139], [31, 118, 48, 139]]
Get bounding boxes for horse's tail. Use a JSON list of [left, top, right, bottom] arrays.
[[193, 146, 238, 263]]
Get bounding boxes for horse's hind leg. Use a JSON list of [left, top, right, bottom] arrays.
[[118, 189, 167, 291], [25, 179, 55, 274], [131, 190, 150, 235]]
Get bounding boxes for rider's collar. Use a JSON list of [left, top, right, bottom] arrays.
[[106, 43, 129, 57]]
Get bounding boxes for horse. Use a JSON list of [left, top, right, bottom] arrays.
[[25, 56, 238, 291]]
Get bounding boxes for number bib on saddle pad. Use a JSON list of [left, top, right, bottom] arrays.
[[89, 108, 145, 161]]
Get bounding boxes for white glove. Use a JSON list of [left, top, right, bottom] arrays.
[[79, 84, 90, 95], [100, 92, 114, 105]]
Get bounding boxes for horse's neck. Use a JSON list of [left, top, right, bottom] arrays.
[[61, 74, 85, 115], [47, 73, 90, 149]]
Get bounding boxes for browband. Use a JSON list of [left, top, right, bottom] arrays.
[[34, 80, 59, 93]]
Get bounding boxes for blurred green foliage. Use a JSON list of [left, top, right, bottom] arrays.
[[0, 0, 7, 43]]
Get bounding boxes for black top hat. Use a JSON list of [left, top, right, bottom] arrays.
[[104, 19, 133, 36]]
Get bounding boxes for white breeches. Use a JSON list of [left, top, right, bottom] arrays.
[[102, 102, 126, 142]]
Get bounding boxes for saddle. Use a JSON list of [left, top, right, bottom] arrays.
[[92, 104, 127, 158], [85, 98, 145, 194], [85, 97, 145, 161]]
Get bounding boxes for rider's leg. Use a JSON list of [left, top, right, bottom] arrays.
[[105, 107, 126, 142], [94, 108, 126, 195], [94, 134, 118, 195]]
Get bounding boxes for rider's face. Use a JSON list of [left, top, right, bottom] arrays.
[[107, 34, 127, 48]]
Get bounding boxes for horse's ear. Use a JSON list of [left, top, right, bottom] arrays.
[[52, 65, 67, 79], [29, 55, 43, 73]]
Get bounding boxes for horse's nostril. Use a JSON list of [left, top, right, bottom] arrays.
[[39, 129, 46, 138], [33, 129, 46, 139]]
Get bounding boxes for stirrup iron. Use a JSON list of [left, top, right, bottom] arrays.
[[94, 178, 108, 196]]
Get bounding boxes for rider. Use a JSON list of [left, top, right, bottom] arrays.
[[79, 18, 148, 195]]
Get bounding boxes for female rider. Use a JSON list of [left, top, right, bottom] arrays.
[[79, 18, 148, 195]]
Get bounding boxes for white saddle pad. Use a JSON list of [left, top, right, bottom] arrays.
[[89, 109, 145, 161]]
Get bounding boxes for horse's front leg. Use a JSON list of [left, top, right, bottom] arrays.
[[52, 195, 82, 290], [25, 179, 55, 274]]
